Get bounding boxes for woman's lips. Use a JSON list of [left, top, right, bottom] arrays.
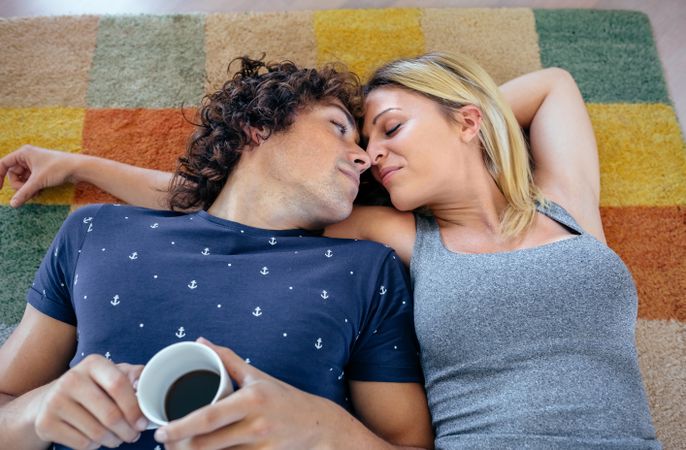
[[379, 167, 401, 186]]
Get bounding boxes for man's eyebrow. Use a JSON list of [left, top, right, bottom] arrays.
[[372, 107, 400, 125], [329, 103, 356, 129], [327, 103, 360, 143]]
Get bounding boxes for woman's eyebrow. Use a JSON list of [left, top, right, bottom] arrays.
[[372, 107, 401, 125]]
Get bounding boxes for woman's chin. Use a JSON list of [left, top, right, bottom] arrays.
[[389, 193, 421, 212]]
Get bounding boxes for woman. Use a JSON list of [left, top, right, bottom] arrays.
[[335, 53, 660, 449], [1, 52, 660, 449]]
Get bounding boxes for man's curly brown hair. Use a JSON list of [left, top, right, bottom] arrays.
[[168, 56, 365, 211]]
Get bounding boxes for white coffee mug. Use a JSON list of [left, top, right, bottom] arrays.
[[137, 341, 233, 429]]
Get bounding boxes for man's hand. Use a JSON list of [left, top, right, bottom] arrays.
[[155, 337, 347, 450], [35, 355, 148, 450], [0, 145, 81, 207]]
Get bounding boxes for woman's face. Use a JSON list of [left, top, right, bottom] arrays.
[[362, 86, 470, 211]]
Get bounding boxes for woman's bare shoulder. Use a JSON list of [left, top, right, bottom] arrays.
[[325, 206, 416, 265]]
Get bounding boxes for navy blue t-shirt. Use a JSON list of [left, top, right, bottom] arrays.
[[28, 204, 421, 450]]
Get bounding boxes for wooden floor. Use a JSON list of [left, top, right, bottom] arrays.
[[1, 0, 684, 136]]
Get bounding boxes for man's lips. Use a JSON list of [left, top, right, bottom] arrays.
[[339, 168, 360, 187], [379, 166, 401, 185]]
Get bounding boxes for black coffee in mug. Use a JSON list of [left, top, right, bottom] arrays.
[[164, 369, 221, 421]]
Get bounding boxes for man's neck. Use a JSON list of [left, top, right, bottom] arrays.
[[207, 168, 310, 231]]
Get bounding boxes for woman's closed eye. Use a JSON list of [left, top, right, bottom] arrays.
[[385, 123, 401, 137]]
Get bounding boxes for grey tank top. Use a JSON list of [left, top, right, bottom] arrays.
[[411, 201, 660, 450]]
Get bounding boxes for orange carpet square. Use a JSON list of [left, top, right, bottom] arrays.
[[76, 108, 196, 204], [601, 206, 686, 322]]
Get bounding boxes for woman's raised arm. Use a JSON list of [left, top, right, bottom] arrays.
[[499, 68, 605, 242]]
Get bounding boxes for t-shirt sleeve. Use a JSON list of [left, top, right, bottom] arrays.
[[347, 251, 423, 383], [26, 204, 104, 326]]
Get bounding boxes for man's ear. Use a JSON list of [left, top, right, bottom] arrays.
[[244, 126, 268, 147], [453, 105, 482, 143]]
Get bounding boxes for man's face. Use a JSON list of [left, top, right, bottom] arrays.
[[263, 100, 371, 228]]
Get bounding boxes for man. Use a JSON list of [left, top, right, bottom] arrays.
[[0, 57, 433, 450]]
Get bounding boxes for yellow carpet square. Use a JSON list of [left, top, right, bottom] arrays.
[[205, 12, 317, 93], [421, 8, 541, 84], [314, 8, 425, 80], [0, 108, 84, 205], [588, 103, 686, 206]]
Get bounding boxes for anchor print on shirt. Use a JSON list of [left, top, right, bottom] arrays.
[[201, 248, 210, 256], [268, 237, 277, 246], [260, 266, 269, 275], [320, 290, 329, 300], [87, 223, 93, 233], [252, 307, 263, 317], [128, 252, 138, 260], [110, 295, 120, 306], [176, 327, 186, 338], [324, 249, 333, 258], [83, 217, 93, 224], [188, 280, 198, 290], [105, 352, 111, 360], [315, 338, 323, 350], [379, 285, 387, 295], [150, 223, 159, 229]]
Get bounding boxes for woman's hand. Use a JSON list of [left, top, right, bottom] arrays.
[[0, 145, 82, 207]]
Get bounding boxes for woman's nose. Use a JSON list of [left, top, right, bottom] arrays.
[[365, 141, 387, 166]]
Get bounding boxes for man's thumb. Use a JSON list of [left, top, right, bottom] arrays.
[[197, 337, 260, 387]]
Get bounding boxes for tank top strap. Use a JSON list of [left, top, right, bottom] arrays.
[[413, 211, 442, 246], [536, 200, 586, 235], [411, 212, 445, 274]]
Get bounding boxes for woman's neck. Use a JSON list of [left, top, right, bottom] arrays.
[[428, 168, 509, 238]]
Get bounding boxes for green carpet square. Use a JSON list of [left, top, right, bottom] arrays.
[[534, 9, 670, 103], [0, 205, 70, 324], [86, 15, 206, 108]]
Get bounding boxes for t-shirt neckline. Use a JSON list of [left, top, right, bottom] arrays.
[[194, 210, 323, 237]]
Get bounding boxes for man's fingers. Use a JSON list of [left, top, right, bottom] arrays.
[[70, 375, 139, 444], [116, 363, 145, 387], [87, 361, 149, 434], [45, 419, 97, 450], [57, 400, 124, 448], [162, 417, 255, 450], [197, 337, 264, 386], [155, 390, 251, 443]]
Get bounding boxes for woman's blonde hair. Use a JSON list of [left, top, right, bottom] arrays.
[[366, 52, 545, 239]]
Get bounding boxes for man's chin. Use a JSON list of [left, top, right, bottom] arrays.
[[322, 200, 354, 226]]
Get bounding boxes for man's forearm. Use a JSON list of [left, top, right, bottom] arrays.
[[75, 155, 174, 210], [0, 388, 51, 450], [316, 397, 431, 450]]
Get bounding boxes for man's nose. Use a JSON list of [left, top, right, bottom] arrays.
[[351, 146, 371, 173]]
